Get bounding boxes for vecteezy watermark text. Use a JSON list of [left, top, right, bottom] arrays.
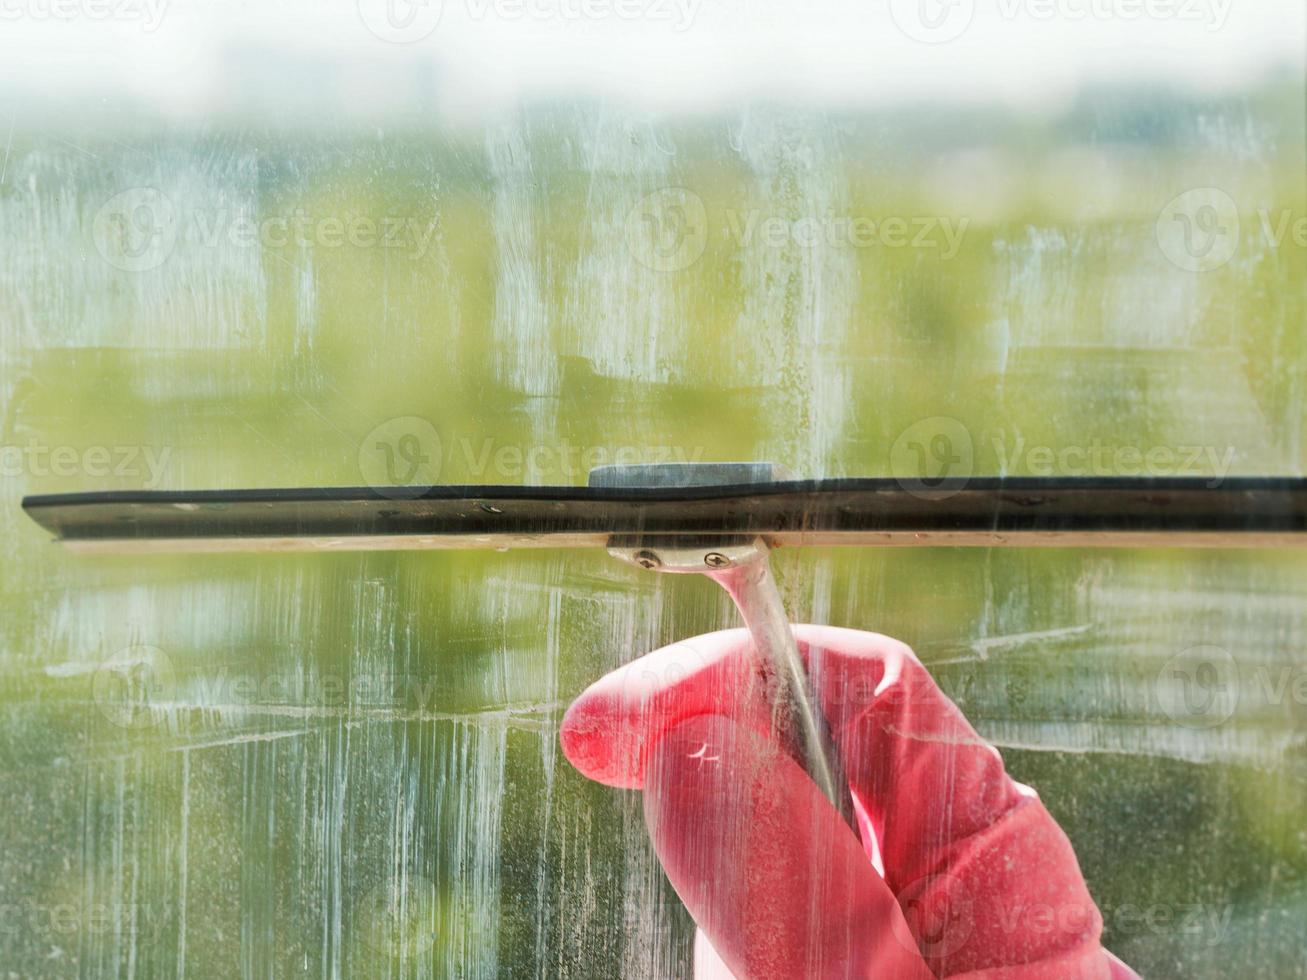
[[997, 0, 1230, 28], [92, 188, 440, 273], [889, 0, 1230, 45], [90, 650, 522, 730], [0, 0, 168, 31], [625, 188, 971, 272], [885, 419, 1238, 501], [0, 900, 172, 939], [893, 869, 1231, 964], [724, 209, 969, 260], [1, 440, 171, 487], [992, 433, 1235, 485], [357, 416, 707, 495], [446, 435, 704, 480], [356, 0, 701, 44]]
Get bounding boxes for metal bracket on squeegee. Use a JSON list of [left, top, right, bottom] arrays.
[[591, 462, 854, 829]]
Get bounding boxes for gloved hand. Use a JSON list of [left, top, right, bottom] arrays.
[[560, 626, 1140, 979]]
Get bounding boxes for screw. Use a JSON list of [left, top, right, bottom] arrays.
[[704, 552, 731, 568], [633, 550, 661, 569]]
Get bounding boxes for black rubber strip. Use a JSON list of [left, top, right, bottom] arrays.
[[21, 477, 1307, 543]]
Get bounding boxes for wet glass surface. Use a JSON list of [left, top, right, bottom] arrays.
[[2, 2, 1306, 976]]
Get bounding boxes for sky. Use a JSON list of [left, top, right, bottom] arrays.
[[0, 0, 1302, 121]]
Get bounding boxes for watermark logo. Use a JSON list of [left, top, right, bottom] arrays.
[[896, 872, 974, 960], [889, 0, 975, 43], [889, 417, 974, 498], [92, 188, 178, 273], [1155, 187, 1240, 273], [1157, 645, 1240, 730], [92, 645, 176, 729], [359, 417, 443, 499], [357, 0, 443, 42], [1156, 188, 1307, 271], [625, 187, 708, 272], [357, 876, 439, 957], [1157, 645, 1307, 729]]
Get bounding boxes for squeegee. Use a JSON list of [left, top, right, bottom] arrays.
[[22, 466, 1307, 825]]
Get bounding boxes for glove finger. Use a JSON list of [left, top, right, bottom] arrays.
[[561, 628, 773, 790], [644, 712, 934, 980]]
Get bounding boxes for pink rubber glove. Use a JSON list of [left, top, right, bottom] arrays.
[[560, 626, 1140, 979]]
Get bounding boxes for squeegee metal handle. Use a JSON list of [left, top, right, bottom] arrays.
[[593, 462, 855, 829], [608, 535, 855, 831], [708, 554, 852, 825]]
